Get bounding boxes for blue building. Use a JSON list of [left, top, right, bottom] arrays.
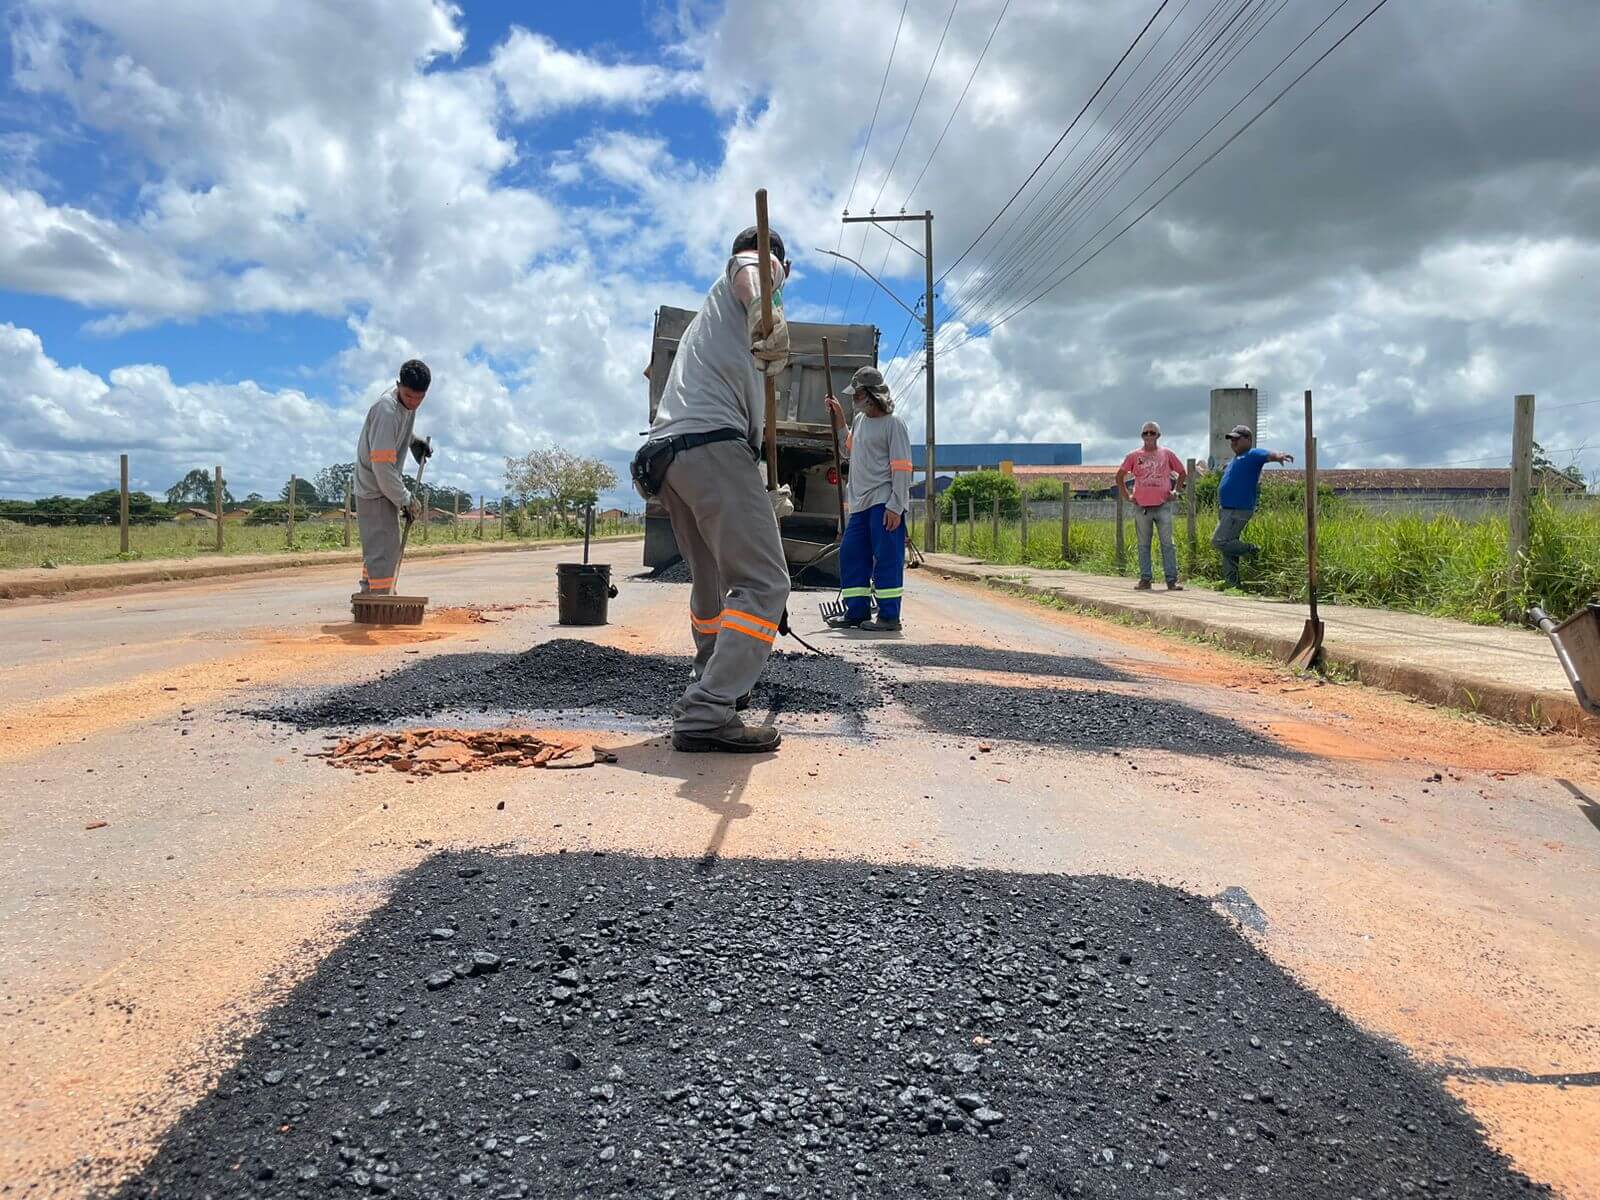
[[909, 443, 1082, 470]]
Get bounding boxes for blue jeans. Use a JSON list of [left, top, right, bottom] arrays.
[[1211, 507, 1257, 586], [840, 504, 906, 620], [1134, 501, 1178, 583]]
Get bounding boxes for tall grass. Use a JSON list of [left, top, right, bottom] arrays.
[[0, 515, 641, 570], [923, 495, 1600, 624]]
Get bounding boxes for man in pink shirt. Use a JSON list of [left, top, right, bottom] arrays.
[[1116, 421, 1188, 591]]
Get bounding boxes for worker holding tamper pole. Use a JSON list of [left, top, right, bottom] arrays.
[[628, 192, 792, 754], [824, 367, 913, 631], [354, 358, 432, 596]]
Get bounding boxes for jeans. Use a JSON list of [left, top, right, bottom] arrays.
[[1133, 501, 1178, 583], [1210, 506, 1257, 586]]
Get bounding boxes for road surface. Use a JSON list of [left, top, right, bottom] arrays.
[[0, 543, 1595, 1196]]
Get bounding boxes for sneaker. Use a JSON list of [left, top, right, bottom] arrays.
[[859, 617, 902, 632], [671, 719, 781, 754], [1166, 580, 1184, 591], [1134, 579, 1153, 591]]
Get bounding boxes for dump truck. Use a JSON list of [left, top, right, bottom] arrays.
[[643, 306, 881, 587]]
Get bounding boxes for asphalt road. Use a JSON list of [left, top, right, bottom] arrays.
[[0, 542, 1596, 1197]]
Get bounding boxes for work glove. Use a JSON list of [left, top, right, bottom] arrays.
[[404, 497, 422, 524], [410, 436, 433, 466], [747, 302, 790, 379], [769, 485, 794, 520]]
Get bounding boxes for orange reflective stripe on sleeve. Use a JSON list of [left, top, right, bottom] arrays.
[[890, 459, 914, 472], [370, 449, 398, 463]]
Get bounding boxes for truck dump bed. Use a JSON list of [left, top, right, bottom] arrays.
[[643, 306, 880, 586]]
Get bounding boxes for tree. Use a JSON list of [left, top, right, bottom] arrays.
[[315, 463, 356, 506], [245, 493, 264, 504], [1532, 441, 1585, 488], [938, 471, 1022, 519], [505, 448, 619, 515], [167, 468, 230, 507], [280, 477, 321, 508], [1023, 478, 1063, 502]]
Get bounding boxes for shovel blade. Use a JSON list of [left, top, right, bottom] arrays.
[[1287, 618, 1326, 671]]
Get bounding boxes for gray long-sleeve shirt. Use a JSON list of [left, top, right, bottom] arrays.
[[844, 411, 913, 515], [354, 387, 417, 508], [651, 252, 784, 451]]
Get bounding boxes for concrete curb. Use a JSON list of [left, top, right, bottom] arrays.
[[0, 535, 643, 602], [923, 559, 1599, 739]]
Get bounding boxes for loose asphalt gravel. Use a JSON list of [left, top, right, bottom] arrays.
[[886, 681, 1289, 759], [249, 640, 880, 730], [875, 644, 1134, 684], [110, 852, 1544, 1199]]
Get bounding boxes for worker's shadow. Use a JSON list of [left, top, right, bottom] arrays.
[[605, 721, 773, 873]]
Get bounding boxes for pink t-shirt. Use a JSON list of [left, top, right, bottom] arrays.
[[1119, 447, 1184, 507]]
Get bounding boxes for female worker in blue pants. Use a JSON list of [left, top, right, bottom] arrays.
[[824, 367, 914, 632]]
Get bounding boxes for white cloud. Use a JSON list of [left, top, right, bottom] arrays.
[[492, 28, 697, 118]]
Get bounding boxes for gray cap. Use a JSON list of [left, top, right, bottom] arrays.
[[1227, 424, 1254, 439], [842, 366, 888, 397]]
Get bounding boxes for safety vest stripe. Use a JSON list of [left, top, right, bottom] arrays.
[[370, 449, 398, 463], [839, 587, 873, 598], [719, 616, 775, 645], [890, 459, 914, 472], [723, 607, 778, 633], [874, 587, 904, 598]]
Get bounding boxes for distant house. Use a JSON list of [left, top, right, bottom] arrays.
[[597, 508, 628, 522], [175, 507, 218, 522], [1012, 466, 1125, 497]]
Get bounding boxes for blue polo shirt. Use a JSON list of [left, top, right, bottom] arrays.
[[1218, 447, 1272, 510]]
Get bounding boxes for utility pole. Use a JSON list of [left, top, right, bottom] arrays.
[[838, 210, 936, 554]]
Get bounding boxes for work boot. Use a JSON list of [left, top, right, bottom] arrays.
[[672, 718, 781, 754], [826, 614, 865, 629], [735, 691, 751, 711], [1135, 579, 1153, 591], [859, 617, 902, 632], [1166, 580, 1184, 591]]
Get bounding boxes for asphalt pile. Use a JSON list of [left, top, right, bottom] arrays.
[[889, 680, 1287, 758], [877, 643, 1133, 683], [634, 559, 693, 584], [250, 640, 878, 730], [114, 852, 1543, 1199], [317, 729, 601, 775]]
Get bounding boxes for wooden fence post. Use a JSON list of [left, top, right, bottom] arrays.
[[1508, 393, 1536, 613], [1061, 489, 1071, 560], [343, 485, 352, 548], [478, 495, 485, 539], [967, 497, 976, 555], [422, 486, 429, 543], [947, 494, 955, 554], [287, 475, 296, 547], [990, 494, 1000, 558], [1185, 457, 1197, 570], [214, 465, 224, 552], [119, 454, 130, 553], [1114, 484, 1126, 572], [1020, 494, 1030, 556], [453, 492, 461, 542], [500, 496, 506, 540]]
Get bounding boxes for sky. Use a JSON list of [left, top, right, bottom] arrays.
[[1, 0, 1596, 504]]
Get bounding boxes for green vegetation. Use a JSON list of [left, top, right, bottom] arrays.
[[0, 511, 641, 570], [926, 483, 1600, 625]]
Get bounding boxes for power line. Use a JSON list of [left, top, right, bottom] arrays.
[[937, 0, 1174, 287], [939, 0, 1391, 356], [1318, 399, 1600, 454], [941, 0, 1276, 336], [825, 0, 911, 322], [854, 0, 963, 325], [904, 0, 1013, 204]]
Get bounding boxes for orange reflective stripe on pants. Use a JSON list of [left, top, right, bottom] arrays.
[[720, 608, 777, 644]]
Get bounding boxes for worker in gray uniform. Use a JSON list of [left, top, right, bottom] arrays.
[[354, 359, 432, 595], [825, 367, 913, 631], [634, 226, 792, 753]]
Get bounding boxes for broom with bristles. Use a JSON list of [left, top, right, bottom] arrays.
[[351, 445, 430, 625]]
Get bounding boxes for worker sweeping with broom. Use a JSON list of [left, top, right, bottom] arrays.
[[824, 367, 913, 632], [354, 359, 432, 597]]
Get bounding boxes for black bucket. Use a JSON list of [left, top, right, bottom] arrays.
[[557, 563, 618, 625]]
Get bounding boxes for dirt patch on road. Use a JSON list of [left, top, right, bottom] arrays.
[[319, 728, 606, 774]]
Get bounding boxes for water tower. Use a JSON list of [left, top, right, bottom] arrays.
[[1208, 387, 1259, 470]]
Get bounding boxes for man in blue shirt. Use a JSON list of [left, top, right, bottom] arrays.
[[1211, 424, 1295, 588]]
